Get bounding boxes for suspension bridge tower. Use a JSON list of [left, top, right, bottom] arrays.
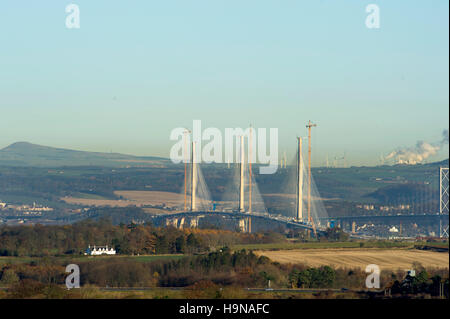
[[296, 137, 304, 222], [191, 141, 197, 211]]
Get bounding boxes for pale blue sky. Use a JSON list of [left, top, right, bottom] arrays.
[[0, 1, 448, 166]]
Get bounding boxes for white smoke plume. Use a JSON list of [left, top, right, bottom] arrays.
[[385, 129, 449, 165]]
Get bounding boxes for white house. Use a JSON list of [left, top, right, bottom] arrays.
[[85, 245, 116, 256]]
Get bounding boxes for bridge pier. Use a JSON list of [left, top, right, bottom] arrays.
[[179, 217, 185, 229], [166, 218, 178, 228], [189, 215, 203, 229], [342, 221, 348, 232], [189, 217, 198, 228], [238, 219, 246, 232], [238, 217, 252, 233], [154, 212, 324, 235]]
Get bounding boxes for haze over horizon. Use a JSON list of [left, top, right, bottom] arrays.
[[0, 140, 447, 168], [0, 1, 448, 166]]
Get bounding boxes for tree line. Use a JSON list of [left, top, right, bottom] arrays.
[[0, 218, 287, 257]]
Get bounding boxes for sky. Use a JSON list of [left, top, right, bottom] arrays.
[[0, 0, 448, 166]]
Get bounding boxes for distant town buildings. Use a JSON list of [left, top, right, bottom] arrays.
[[379, 204, 411, 212], [356, 204, 374, 210], [0, 201, 53, 214], [389, 226, 399, 233], [356, 204, 411, 212]]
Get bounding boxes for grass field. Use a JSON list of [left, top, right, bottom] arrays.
[[0, 256, 36, 266], [254, 248, 449, 270], [68, 254, 185, 263]]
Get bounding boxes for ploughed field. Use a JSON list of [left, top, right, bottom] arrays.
[[255, 248, 449, 270]]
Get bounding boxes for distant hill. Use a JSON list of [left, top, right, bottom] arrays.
[[0, 142, 170, 167], [365, 183, 431, 204], [425, 158, 449, 168]]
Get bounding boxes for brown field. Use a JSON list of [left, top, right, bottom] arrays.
[[62, 197, 134, 207], [62, 190, 216, 212], [61, 191, 187, 211], [62, 191, 335, 209], [115, 190, 187, 207], [117, 190, 214, 211], [255, 248, 449, 270]]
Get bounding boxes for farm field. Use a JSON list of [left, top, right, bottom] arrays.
[[231, 241, 418, 251], [61, 190, 186, 211], [115, 190, 186, 207], [254, 248, 449, 270], [61, 190, 228, 212], [115, 191, 225, 209], [61, 196, 134, 207]]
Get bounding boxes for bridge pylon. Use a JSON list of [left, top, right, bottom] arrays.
[[239, 135, 245, 212], [191, 141, 197, 211], [296, 137, 304, 222]]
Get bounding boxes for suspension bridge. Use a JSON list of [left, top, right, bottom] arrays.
[[151, 128, 449, 238], [151, 124, 328, 235]]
